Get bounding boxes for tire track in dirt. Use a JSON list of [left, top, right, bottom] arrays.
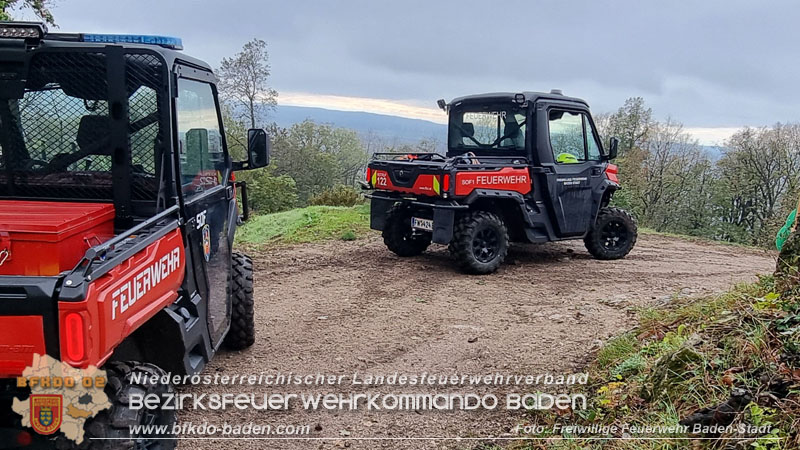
[[180, 234, 775, 449]]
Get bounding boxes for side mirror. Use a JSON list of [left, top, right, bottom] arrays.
[[234, 128, 270, 170], [606, 137, 619, 160]]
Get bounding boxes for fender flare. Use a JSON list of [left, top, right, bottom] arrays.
[[463, 189, 534, 227]]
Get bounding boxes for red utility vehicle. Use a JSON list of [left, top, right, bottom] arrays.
[[0, 22, 269, 448], [366, 91, 637, 274]]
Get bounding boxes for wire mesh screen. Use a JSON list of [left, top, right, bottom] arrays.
[[0, 49, 168, 204], [125, 52, 166, 201]]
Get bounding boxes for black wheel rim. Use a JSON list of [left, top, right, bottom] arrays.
[[600, 220, 629, 250], [472, 227, 499, 263]]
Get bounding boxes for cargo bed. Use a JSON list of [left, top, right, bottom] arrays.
[[0, 201, 115, 276], [0, 203, 182, 377]]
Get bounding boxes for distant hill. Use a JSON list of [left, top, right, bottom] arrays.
[[269, 105, 727, 158], [701, 145, 726, 160], [270, 105, 446, 150]]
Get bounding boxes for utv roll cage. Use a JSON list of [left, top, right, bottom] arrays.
[[0, 22, 223, 230]]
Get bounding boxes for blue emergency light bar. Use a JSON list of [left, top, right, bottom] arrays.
[[82, 34, 184, 50]]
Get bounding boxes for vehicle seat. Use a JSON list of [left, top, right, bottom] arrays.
[[76, 115, 111, 155], [460, 122, 475, 146], [501, 120, 524, 148]]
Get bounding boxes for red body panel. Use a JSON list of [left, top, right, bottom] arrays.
[[0, 316, 45, 377], [58, 228, 185, 368], [372, 169, 442, 196], [454, 167, 531, 196], [0, 201, 115, 276]]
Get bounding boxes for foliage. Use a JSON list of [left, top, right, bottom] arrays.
[[309, 185, 363, 207], [222, 104, 295, 213], [218, 39, 278, 129], [0, 0, 55, 25], [237, 168, 298, 214], [235, 204, 371, 245], [598, 97, 653, 156], [715, 125, 800, 246], [268, 120, 369, 203], [603, 97, 799, 247]]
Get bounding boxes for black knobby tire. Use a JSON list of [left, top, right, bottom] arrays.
[[224, 252, 255, 350], [584, 207, 638, 260], [448, 211, 509, 274], [382, 205, 431, 257], [80, 362, 176, 450]]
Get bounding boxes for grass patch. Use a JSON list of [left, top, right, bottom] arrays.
[[235, 204, 371, 246], [596, 333, 639, 368], [511, 276, 800, 449]]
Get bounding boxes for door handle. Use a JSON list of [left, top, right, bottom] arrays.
[[592, 167, 602, 175]]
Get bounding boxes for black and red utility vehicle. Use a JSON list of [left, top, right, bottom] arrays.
[[0, 22, 268, 448], [366, 90, 637, 274]]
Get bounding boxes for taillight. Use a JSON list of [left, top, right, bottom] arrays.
[[63, 312, 85, 362], [16, 430, 32, 446], [443, 174, 450, 191], [366, 167, 372, 186], [605, 164, 619, 184]]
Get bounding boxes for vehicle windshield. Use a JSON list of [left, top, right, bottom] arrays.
[[0, 50, 166, 201], [448, 105, 527, 154]]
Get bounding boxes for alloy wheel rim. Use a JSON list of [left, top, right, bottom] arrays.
[[472, 228, 499, 263], [600, 220, 628, 250]]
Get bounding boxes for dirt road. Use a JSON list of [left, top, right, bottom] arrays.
[[181, 234, 774, 449]]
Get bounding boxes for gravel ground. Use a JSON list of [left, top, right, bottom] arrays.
[[180, 234, 775, 449]]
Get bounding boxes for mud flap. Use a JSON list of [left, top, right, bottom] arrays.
[[370, 198, 394, 231], [432, 208, 454, 244]]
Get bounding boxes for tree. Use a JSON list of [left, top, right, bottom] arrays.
[[597, 96, 800, 246], [268, 120, 368, 203], [716, 125, 800, 244], [0, 0, 56, 26], [606, 97, 653, 155], [222, 105, 297, 214], [624, 118, 712, 232], [218, 39, 278, 129]]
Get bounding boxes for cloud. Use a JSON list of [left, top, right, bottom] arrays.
[[684, 127, 741, 146], [43, 0, 800, 131], [280, 92, 447, 124]]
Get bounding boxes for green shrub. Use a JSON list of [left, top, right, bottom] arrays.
[[309, 185, 363, 207], [237, 169, 299, 214], [611, 353, 646, 379]]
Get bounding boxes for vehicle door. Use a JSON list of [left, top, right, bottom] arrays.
[[174, 74, 232, 347], [540, 107, 605, 236]]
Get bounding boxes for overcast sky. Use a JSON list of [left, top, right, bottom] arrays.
[[19, 0, 800, 144]]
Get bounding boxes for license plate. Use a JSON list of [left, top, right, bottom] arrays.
[[411, 217, 434, 232]]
